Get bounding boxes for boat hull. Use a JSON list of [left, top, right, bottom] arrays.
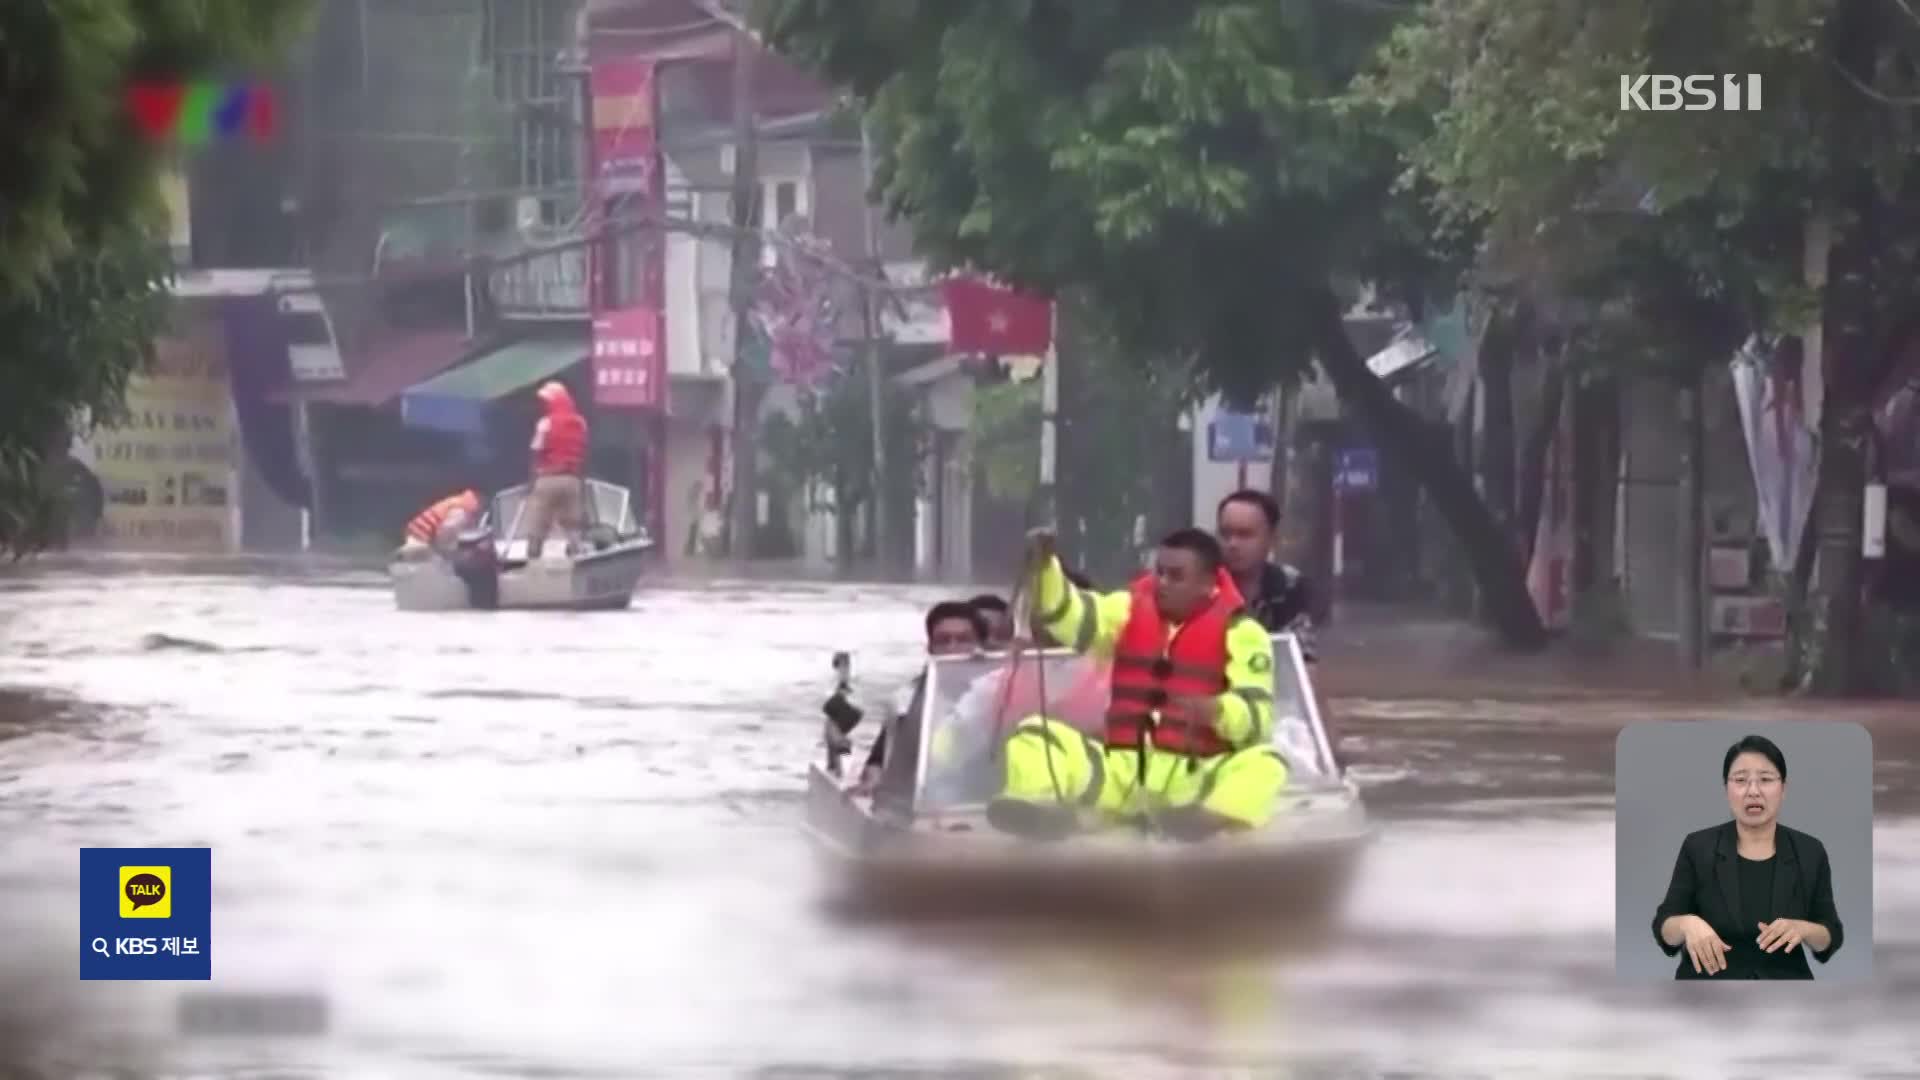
[[389, 540, 650, 612], [804, 765, 1372, 926]]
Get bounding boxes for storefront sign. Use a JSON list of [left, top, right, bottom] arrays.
[[590, 59, 656, 198], [81, 326, 237, 551], [1334, 447, 1378, 491], [1207, 409, 1275, 463], [592, 306, 662, 409]]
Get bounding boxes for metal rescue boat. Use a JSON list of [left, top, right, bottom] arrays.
[[388, 478, 654, 612], [804, 633, 1372, 925]]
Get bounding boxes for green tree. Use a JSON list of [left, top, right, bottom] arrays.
[[969, 378, 1041, 504], [761, 367, 923, 566], [0, 0, 314, 556], [1372, 0, 1920, 692], [1057, 293, 1198, 582], [754, 0, 1549, 647]]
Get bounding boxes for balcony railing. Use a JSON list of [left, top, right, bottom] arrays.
[[489, 237, 589, 318]]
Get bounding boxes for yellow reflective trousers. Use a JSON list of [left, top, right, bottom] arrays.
[[998, 715, 1289, 828]]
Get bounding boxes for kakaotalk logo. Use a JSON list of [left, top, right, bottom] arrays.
[[1619, 74, 1763, 112]]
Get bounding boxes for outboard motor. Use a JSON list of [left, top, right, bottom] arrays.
[[820, 651, 862, 777], [449, 529, 500, 610]]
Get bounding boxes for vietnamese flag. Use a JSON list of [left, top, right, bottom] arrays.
[[941, 277, 1054, 355]]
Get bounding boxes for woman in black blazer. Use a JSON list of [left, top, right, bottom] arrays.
[[1652, 735, 1844, 979]]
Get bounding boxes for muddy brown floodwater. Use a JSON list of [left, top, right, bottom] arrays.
[[2, 561, 1918, 1078]]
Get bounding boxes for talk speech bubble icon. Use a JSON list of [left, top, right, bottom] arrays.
[[122, 864, 168, 907]]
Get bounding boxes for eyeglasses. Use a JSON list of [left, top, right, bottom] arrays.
[[1727, 773, 1781, 790]]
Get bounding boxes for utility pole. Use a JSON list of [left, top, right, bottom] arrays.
[[725, 33, 760, 558], [858, 122, 890, 571], [1038, 314, 1059, 526]]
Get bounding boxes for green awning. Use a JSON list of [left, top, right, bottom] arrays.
[[400, 337, 584, 436]]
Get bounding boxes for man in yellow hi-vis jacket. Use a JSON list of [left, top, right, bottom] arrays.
[[987, 526, 1289, 841]]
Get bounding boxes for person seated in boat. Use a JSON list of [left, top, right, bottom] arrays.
[[1216, 488, 1341, 761], [969, 594, 1015, 649], [939, 571, 1108, 752], [398, 490, 483, 558], [1217, 489, 1318, 657], [922, 611, 1112, 806], [525, 381, 589, 560], [935, 560, 1115, 787], [849, 600, 989, 802], [988, 527, 1288, 842]]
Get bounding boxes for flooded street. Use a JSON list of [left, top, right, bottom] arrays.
[[4, 562, 1920, 1078]]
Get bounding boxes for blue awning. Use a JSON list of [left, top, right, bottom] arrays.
[[400, 337, 585, 436]]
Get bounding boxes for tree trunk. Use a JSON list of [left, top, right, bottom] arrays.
[[1480, 307, 1520, 536], [1678, 374, 1708, 669], [1810, 396, 1872, 695], [1516, 357, 1567, 569], [1780, 497, 1821, 691], [1808, 0, 1883, 696], [1587, 379, 1623, 589], [1268, 384, 1294, 514], [1306, 284, 1547, 649], [1571, 377, 1622, 597]]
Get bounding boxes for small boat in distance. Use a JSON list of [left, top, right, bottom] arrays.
[[388, 478, 653, 612], [804, 633, 1372, 927]]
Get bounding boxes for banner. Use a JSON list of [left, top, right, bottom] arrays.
[[83, 324, 238, 551], [940, 277, 1053, 355], [590, 58, 657, 199], [592, 306, 663, 409], [1731, 338, 1819, 573]]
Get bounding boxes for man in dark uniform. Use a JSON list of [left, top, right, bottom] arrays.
[[1216, 489, 1318, 656], [1216, 487, 1340, 765]]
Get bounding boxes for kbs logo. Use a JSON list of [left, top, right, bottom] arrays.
[[1619, 74, 1762, 111]]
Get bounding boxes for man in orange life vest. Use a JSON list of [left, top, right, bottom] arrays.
[[400, 489, 483, 555], [988, 527, 1289, 840], [525, 381, 589, 559]]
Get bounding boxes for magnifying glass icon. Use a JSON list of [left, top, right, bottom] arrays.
[[90, 937, 109, 958]]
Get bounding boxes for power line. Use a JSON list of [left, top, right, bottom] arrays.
[[293, 210, 931, 296]]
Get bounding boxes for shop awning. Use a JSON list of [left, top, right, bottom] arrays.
[[274, 329, 473, 407], [400, 336, 585, 436]]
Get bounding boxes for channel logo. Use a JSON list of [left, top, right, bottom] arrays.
[[119, 865, 171, 918]]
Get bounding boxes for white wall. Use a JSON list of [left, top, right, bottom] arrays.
[[664, 228, 702, 378], [691, 189, 734, 372], [800, 480, 837, 569], [684, 148, 817, 375], [912, 371, 976, 578], [1190, 394, 1276, 527]]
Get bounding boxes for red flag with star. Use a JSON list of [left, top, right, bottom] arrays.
[[941, 277, 1053, 354]]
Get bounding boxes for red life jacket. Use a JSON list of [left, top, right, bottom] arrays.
[[535, 410, 588, 475], [1105, 568, 1246, 756], [407, 491, 479, 543]]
